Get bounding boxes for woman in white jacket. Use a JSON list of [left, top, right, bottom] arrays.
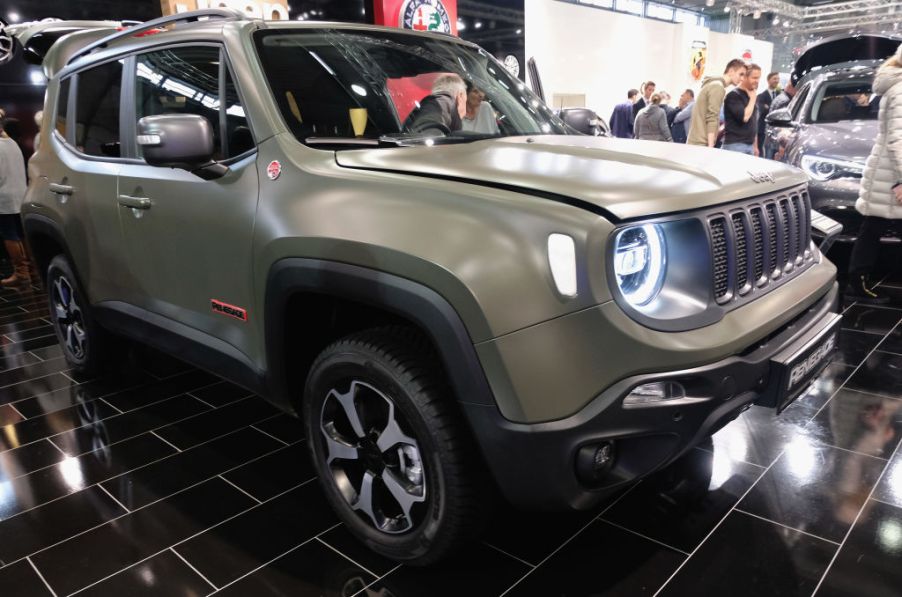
[[846, 44, 902, 303]]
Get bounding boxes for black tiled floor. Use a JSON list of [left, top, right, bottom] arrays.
[[0, 285, 899, 596], [816, 500, 902, 597], [370, 542, 530, 597], [738, 439, 884, 543], [175, 481, 337, 588], [873, 451, 902, 508], [0, 559, 52, 597], [844, 351, 902, 399], [221, 441, 316, 501], [212, 538, 375, 597], [30, 477, 254, 596], [657, 511, 837, 596], [75, 549, 213, 597], [602, 447, 764, 552], [841, 305, 902, 335], [507, 519, 684, 596]]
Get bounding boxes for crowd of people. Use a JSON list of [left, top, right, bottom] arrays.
[[609, 59, 789, 159]]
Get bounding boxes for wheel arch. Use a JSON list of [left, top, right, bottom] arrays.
[[22, 214, 75, 286], [263, 258, 497, 415]]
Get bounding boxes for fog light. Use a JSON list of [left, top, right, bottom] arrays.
[[576, 441, 616, 484], [623, 381, 685, 406]]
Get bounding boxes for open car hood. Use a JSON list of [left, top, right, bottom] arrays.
[[792, 34, 902, 85], [0, 20, 121, 77], [335, 135, 806, 221]]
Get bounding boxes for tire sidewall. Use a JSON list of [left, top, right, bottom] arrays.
[[304, 347, 450, 562]]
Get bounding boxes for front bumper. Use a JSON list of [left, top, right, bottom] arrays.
[[463, 281, 840, 510]]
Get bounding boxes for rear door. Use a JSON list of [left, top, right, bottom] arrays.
[[36, 57, 130, 302], [116, 44, 259, 357]]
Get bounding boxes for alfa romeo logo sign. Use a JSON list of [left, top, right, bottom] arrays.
[[400, 0, 452, 34]]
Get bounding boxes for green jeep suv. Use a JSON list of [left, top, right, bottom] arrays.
[[20, 9, 840, 564]]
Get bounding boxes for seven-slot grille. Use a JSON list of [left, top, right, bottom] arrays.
[[709, 190, 813, 303]]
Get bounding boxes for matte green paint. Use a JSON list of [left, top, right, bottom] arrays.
[[23, 19, 837, 426]]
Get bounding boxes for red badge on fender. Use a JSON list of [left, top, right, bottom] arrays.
[[211, 299, 248, 322], [266, 160, 282, 180]]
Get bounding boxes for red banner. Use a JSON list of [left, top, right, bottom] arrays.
[[374, 0, 458, 36]]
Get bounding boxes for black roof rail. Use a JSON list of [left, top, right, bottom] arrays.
[[67, 8, 247, 65]]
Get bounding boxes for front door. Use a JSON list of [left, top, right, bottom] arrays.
[[117, 45, 259, 358]]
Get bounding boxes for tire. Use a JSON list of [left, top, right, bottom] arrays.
[[47, 254, 116, 377], [303, 326, 485, 565]]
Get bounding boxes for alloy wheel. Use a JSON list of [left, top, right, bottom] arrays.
[[320, 380, 427, 534], [52, 275, 87, 360]]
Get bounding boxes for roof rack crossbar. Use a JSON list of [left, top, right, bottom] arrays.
[[67, 8, 247, 65]]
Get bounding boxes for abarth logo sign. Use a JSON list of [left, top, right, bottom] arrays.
[[748, 171, 776, 184], [267, 160, 282, 180], [400, 0, 452, 34]]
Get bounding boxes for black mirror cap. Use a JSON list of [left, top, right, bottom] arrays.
[[137, 113, 215, 168], [766, 108, 794, 127]]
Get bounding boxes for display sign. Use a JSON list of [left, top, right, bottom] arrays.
[[374, 0, 458, 36], [690, 40, 707, 81], [161, 0, 290, 20]]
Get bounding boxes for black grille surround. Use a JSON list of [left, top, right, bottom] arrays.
[[708, 186, 815, 306]]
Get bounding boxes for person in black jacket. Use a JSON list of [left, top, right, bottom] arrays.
[[722, 64, 761, 155], [405, 74, 467, 135], [756, 71, 780, 155], [632, 81, 655, 120]]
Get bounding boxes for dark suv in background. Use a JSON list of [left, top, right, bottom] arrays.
[[766, 34, 902, 244]]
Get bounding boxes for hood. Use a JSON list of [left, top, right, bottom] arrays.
[[792, 34, 902, 85], [2, 20, 120, 76], [873, 66, 902, 96], [335, 136, 806, 221], [798, 121, 879, 165]]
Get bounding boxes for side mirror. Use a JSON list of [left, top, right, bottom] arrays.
[[766, 108, 794, 128], [137, 114, 227, 179]]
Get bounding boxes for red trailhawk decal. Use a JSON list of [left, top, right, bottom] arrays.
[[211, 300, 248, 322]]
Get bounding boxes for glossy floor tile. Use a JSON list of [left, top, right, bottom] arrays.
[[0, 284, 899, 596], [815, 499, 902, 597]]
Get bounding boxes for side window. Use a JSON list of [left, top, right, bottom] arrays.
[[789, 83, 811, 121], [75, 60, 123, 157], [224, 69, 252, 157], [135, 46, 252, 161], [56, 78, 70, 139]]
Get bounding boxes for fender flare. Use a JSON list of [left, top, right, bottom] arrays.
[[263, 258, 496, 410]]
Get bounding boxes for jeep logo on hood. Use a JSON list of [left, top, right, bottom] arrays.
[[748, 171, 776, 184]]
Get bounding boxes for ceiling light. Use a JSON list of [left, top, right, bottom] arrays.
[[705, 0, 714, 6], [723, 5, 731, 12], [8, 11, 20, 22], [475, 21, 483, 29], [457, 19, 466, 30]]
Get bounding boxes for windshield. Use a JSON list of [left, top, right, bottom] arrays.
[[807, 78, 879, 124], [253, 28, 569, 146]]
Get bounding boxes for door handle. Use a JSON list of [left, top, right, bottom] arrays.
[[117, 195, 152, 210], [49, 183, 73, 195]]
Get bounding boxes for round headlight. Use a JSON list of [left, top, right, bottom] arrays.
[[614, 224, 666, 306]]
